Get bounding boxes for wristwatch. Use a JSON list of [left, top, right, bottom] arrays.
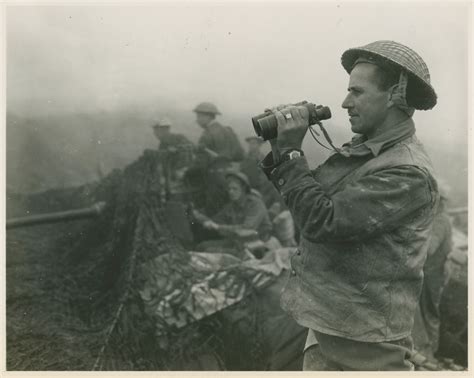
[[280, 149, 304, 162]]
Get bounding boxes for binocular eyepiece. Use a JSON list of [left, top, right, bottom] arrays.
[[252, 101, 332, 141]]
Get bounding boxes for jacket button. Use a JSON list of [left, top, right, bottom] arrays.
[[278, 178, 285, 186], [291, 270, 296, 276]]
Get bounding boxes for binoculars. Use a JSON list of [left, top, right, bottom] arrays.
[[252, 101, 331, 141]]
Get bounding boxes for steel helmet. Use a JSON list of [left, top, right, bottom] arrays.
[[225, 171, 251, 192], [341, 40, 437, 110], [193, 102, 221, 115]]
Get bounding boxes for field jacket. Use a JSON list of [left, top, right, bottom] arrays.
[[260, 118, 439, 342]]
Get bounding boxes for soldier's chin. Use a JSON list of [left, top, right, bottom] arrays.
[[350, 119, 362, 133]]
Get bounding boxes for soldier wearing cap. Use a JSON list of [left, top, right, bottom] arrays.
[[259, 41, 439, 370], [151, 117, 194, 177], [192, 171, 274, 256], [193, 102, 244, 162]]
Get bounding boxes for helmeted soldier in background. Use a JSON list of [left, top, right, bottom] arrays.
[[185, 102, 244, 216], [192, 171, 277, 258], [151, 117, 194, 192], [194, 102, 244, 162]]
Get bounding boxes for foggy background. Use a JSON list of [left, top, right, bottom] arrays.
[[6, 2, 468, 206]]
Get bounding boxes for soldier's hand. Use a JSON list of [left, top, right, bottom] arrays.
[[203, 220, 219, 230], [271, 105, 309, 150]]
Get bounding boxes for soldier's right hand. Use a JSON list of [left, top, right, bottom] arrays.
[[272, 105, 309, 150]]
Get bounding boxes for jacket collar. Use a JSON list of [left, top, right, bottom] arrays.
[[342, 118, 416, 157]]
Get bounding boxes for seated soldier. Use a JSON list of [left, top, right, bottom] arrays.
[[192, 171, 280, 257]]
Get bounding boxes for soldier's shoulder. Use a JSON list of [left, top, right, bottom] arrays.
[[209, 121, 224, 129], [382, 135, 435, 172]]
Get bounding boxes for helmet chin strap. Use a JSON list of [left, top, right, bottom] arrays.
[[389, 70, 415, 117]]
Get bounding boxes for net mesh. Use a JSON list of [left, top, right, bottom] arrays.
[[6, 152, 285, 370]]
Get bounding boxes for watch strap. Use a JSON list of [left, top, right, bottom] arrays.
[[280, 149, 304, 163]]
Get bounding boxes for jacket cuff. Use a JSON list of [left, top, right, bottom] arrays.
[[259, 151, 280, 178], [259, 151, 315, 201]]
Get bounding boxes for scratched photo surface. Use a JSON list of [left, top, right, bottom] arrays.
[[5, 2, 468, 372]]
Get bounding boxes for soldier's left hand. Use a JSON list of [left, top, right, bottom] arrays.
[[270, 105, 309, 150]]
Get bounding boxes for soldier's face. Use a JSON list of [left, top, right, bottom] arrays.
[[341, 63, 391, 138], [196, 113, 214, 128], [227, 179, 245, 202]]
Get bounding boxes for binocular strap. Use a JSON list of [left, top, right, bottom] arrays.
[[309, 123, 350, 157]]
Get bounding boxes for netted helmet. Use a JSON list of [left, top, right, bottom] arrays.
[[341, 40, 437, 110], [193, 102, 221, 115]]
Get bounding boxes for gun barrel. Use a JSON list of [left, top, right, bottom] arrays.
[[6, 201, 107, 230]]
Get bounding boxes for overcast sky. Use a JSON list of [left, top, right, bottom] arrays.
[[6, 2, 469, 147]]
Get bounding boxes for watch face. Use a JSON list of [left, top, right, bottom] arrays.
[[289, 151, 301, 159]]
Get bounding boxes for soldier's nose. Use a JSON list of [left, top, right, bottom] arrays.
[[341, 94, 352, 109]]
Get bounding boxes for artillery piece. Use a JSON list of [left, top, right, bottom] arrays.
[[6, 201, 107, 229]]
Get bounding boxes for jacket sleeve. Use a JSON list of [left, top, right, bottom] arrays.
[[260, 153, 437, 243], [212, 205, 231, 224], [198, 131, 214, 151]]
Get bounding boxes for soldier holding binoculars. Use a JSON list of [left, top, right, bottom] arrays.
[[256, 40, 440, 371]]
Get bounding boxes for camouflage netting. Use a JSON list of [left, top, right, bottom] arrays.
[[6, 151, 468, 371], [6, 152, 304, 371]]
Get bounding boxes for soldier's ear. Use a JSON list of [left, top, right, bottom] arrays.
[[386, 84, 399, 109]]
